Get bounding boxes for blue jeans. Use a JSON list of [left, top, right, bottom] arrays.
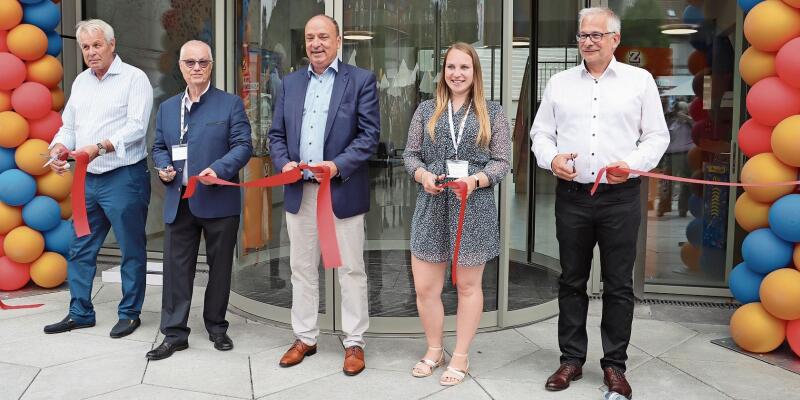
[[68, 159, 150, 323]]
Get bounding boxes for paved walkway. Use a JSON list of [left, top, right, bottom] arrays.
[[2, 281, 799, 399]]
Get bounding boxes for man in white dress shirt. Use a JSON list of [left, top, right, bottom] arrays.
[[43, 19, 154, 339], [530, 7, 669, 399]]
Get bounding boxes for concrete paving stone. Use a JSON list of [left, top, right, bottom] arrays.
[[659, 332, 749, 363], [475, 375, 604, 400], [143, 347, 252, 399], [676, 322, 729, 335], [0, 299, 68, 321], [0, 310, 68, 345], [87, 384, 243, 399], [357, 336, 429, 373], [0, 362, 40, 400], [21, 343, 151, 400], [154, 307, 247, 348], [629, 319, 697, 357], [256, 368, 443, 400], [625, 358, 731, 400], [71, 307, 160, 344], [221, 322, 295, 356], [0, 332, 147, 368], [422, 378, 492, 400], [662, 357, 800, 400], [442, 329, 540, 378]]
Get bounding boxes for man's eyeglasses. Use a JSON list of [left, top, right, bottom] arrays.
[[576, 32, 616, 43], [181, 59, 212, 69]]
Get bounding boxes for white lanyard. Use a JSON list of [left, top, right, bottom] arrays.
[[448, 100, 471, 158], [179, 102, 189, 144]]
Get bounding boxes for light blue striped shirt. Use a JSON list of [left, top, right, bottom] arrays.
[[300, 59, 338, 179], [52, 55, 154, 174]]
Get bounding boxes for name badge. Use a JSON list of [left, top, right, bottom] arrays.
[[172, 144, 187, 161], [446, 159, 469, 178]]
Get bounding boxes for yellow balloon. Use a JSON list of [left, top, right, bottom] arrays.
[[0, 201, 22, 234], [59, 196, 72, 219], [30, 251, 67, 288], [734, 192, 771, 231], [730, 302, 786, 353], [739, 47, 776, 87], [772, 115, 800, 167], [744, 0, 800, 52], [3, 225, 44, 263], [36, 170, 72, 201], [740, 153, 797, 203], [14, 139, 50, 176], [760, 268, 800, 320]]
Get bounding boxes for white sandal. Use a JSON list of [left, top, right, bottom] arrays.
[[439, 352, 470, 386], [411, 346, 445, 378]]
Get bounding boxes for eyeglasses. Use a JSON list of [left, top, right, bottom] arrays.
[[181, 59, 212, 69], [576, 32, 616, 43]]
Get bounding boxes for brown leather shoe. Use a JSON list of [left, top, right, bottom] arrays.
[[343, 346, 365, 376], [545, 363, 583, 391], [279, 339, 317, 367], [603, 367, 632, 399]]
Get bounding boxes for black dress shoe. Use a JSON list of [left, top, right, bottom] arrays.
[[110, 318, 141, 338], [146, 341, 188, 360], [43, 315, 95, 334], [209, 333, 234, 351]]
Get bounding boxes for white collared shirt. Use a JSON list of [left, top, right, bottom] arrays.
[[530, 57, 669, 184], [51, 55, 153, 174], [181, 83, 211, 185]]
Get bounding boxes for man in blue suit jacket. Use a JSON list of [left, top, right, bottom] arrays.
[[268, 15, 379, 376], [148, 40, 252, 361]]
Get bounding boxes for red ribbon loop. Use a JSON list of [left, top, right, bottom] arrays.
[[437, 180, 468, 286], [71, 152, 91, 237], [0, 299, 44, 310]]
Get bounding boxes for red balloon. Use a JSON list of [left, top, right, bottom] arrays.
[[746, 76, 800, 126], [28, 111, 62, 142], [0, 31, 8, 52], [0, 52, 25, 91], [692, 119, 713, 145], [738, 119, 773, 157], [776, 37, 800, 89], [11, 81, 52, 120], [788, 319, 800, 358], [0, 255, 30, 291], [689, 97, 708, 121]]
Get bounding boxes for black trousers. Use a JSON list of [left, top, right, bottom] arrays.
[[554, 178, 641, 371], [160, 196, 240, 344]]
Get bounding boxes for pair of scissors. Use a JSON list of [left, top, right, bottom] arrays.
[[41, 151, 69, 168], [565, 153, 576, 173]]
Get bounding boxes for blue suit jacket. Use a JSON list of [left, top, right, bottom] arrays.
[[268, 61, 380, 219], [152, 87, 253, 224]]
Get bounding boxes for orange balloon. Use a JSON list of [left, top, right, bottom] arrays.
[[0, 111, 29, 148], [36, 170, 72, 201], [730, 303, 786, 353], [739, 47, 776, 87], [59, 196, 72, 219], [771, 115, 800, 167], [740, 153, 798, 203], [0, 90, 10, 112], [14, 139, 50, 176], [680, 243, 701, 271], [744, 0, 800, 52], [3, 225, 44, 263], [687, 146, 705, 171], [0, 0, 23, 31], [784, 0, 800, 7], [26, 55, 63, 89], [30, 251, 67, 288], [6, 24, 48, 61], [735, 192, 771, 232], [760, 268, 800, 320], [794, 244, 800, 270], [50, 86, 64, 112], [0, 201, 22, 234]]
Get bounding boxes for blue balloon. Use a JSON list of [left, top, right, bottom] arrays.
[[688, 194, 703, 218], [742, 228, 793, 274], [728, 262, 765, 304], [683, 5, 704, 24], [22, 0, 61, 31], [769, 194, 800, 242], [686, 218, 703, 246], [738, 0, 764, 13], [19, 0, 46, 4], [0, 147, 16, 173], [0, 169, 36, 206], [44, 219, 74, 256], [22, 196, 61, 231], [46, 30, 62, 57]]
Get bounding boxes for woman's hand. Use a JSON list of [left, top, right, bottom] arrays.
[[417, 169, 445, 195], [451, 175, 478, 199]]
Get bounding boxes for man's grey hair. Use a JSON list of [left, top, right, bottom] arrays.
[[179, 40, 214, 62], [579, 7, 621, 34], [76, 19, 115, 45]]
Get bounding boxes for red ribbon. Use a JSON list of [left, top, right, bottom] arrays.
[[71, 152, 91, 237], [183, 165, 342, 269], [0, 299, 43, 310], [591, 166, 800, 196], [438, 181, 467, 286]]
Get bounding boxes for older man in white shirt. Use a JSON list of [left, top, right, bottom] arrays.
[[43, 19, 154, 339], [531, 7, 669, 399]]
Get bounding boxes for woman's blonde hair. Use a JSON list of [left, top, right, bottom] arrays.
[[426, 42, 492, 148]]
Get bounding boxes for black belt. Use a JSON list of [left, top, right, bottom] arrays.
[[558, 177, 640, 194]]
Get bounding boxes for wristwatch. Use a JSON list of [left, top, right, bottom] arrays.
[[96, 142, 107, 156]]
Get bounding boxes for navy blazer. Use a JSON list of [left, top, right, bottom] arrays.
[[268, 61, 380, 219], [152, 87, 253, 224]]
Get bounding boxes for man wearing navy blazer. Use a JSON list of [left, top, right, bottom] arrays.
[[268, 15, 380, 376], [147, 40, 252, 360]]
